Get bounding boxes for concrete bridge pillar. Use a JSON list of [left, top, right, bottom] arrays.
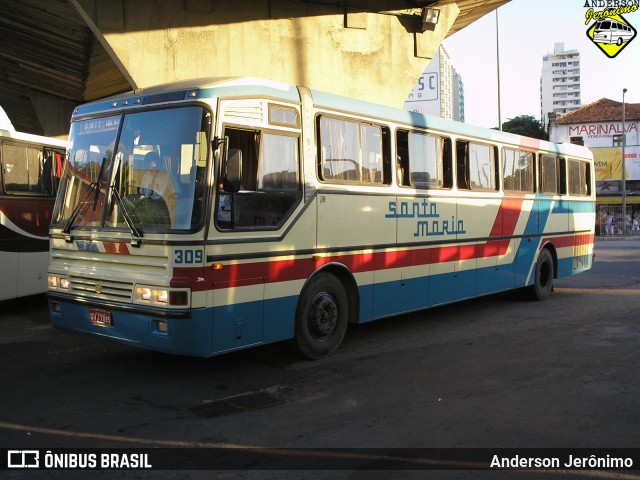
[[71, 0, 459, 107]]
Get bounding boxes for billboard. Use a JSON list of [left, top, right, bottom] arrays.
[[404, 49, 441, 116], [592, 145, 640, 181]]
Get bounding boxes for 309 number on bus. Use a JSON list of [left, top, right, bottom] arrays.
[[173, 249, 203, 265]]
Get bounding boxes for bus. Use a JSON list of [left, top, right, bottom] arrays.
[[0, 129, 67, 301], [47, 78, 595, 359]]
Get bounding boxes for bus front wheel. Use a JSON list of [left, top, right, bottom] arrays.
[[294, 273, 349, 360], [527, 248, 554, 301]]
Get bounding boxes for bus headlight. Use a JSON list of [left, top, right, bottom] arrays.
[[134, 285, 190, 308], [48, 275, 69, 290]]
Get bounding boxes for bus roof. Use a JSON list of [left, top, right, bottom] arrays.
[[71, 77, 591, 160], [0, 129, 69, 148]]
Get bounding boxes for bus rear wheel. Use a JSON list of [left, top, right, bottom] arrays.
[[527, 248, 554, 301], [294, 273, 349, 360]]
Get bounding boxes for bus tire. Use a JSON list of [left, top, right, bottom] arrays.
[[527, 248, 554, 301], [294, 273, 349, 360]]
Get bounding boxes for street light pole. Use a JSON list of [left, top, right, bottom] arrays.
[[496, 9, 502, 131], [622, 88, 627, 234]]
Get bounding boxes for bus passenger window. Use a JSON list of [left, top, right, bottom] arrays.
[[540, 155, 558, 194], [396, 130, 409, 186], [503, 148, 535, 193], [2, 144, 52, 195], [457, 140, 497, 191], [258, 134, 298, 190], [406, 132, 451, 189], [568, 159, 590, 196], [318, 116, 384, 185], [456, 141, 470, 190], [217, 128, 301, 230]]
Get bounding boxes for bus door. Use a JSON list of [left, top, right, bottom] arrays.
[[210, 101, 305, 352]]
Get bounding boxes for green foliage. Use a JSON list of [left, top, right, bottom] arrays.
[[501, 115, 547, 140]]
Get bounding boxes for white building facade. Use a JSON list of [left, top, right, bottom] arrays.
[[404, 46, 465, 122], [549, 98, 640, 234], [540, 43, 582, 127]]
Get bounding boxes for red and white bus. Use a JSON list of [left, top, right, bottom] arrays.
[[0, 129, 67, 301], [47, 78, 595, 358]]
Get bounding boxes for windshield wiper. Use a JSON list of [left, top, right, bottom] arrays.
[[109, 180, 143, 247], [62, 157, 108, 236]]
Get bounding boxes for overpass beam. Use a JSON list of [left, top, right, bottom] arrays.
[[71, 0, 459, 107]]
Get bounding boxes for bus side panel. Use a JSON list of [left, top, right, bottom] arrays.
[[429, 244, 477, 306], [475, 197, 523, 296], [550, 200, 571, 233], [476, 246, 516, 295], [264, 295, 298, 343], [317, 193, 395, 250], [372, 248, 430, 319], [18, 251, 50, 298], [569, 200, 596, 233], [515, 198, 551, 288], [0, 251, 19, 301], [212, 281, 264, 353], [515, 238, 539, 288]]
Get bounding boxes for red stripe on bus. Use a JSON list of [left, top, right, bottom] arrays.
[[103, 242, 131, 255], [177, 197, 536, 291], [542, 233, 594, 249]]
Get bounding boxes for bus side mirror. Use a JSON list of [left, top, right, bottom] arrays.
[[223, 149, 242, 193]]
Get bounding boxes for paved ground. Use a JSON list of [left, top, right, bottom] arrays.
[[1, 239, 639, 479]]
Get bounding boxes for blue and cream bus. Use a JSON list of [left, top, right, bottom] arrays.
[[47, 77, 595, 359]]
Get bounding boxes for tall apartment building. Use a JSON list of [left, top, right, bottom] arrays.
[[540, 42, 582, 127], [404, 46, 465, 122]]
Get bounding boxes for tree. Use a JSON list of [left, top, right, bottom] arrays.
[[500, 115, 547, 140]]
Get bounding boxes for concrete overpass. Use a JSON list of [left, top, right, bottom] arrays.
[[0, 0, 508, 137]]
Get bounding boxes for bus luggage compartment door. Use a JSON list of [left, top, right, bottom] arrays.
[[212, 278, 265, 353]]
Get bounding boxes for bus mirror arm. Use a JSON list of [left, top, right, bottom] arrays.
[[213, 136, 225, 150]]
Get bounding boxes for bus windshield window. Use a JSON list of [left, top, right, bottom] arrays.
[[53, 107, 210, 232], [53, 115, 120, 229]]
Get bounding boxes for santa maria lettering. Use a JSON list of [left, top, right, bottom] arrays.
[[386, 200, 466, 237]]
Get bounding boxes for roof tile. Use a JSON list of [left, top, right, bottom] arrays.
[[557, 98, 640, 124]]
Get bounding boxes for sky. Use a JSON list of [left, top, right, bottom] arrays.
[[442, 0, 640, 128]]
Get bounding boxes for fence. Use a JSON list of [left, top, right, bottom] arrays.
[[596, 204, 640, 236]]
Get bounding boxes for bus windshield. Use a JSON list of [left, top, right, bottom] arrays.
[[52, 106, 211, 232]]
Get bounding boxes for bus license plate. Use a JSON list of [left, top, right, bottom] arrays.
[[89, 309, 113, 327]]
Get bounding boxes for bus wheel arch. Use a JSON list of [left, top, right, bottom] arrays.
[[293, 264, 358, 360], [527, 244, 556, 301]]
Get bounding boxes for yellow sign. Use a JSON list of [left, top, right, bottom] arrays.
[[592, 147, 622, 181], [586, 12, 637, 58]]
